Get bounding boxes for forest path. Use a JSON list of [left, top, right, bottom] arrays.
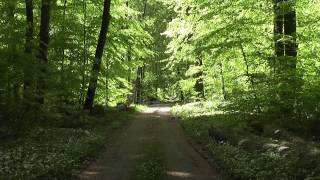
[[79, 105, 219, 180]]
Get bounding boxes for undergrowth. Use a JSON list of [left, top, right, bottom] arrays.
[[0, 110, 130, 179], [172, 102, 320, 180]]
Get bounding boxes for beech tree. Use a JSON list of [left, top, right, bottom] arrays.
[[23, 0, 34, 99], [273, 0, 298, 116], [36, 0, 52, 104], [83, 0, 112, 110]]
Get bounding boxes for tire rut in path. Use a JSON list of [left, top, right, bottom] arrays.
[[79, 106, 220, 180]]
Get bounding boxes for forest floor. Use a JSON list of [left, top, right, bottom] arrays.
[[79, 104, 220, 180]]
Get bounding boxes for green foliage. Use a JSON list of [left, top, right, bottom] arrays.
[[0, 111, 129, 179], [1, 0, 320, 179], [133, 104, 148, 112], [0, 128, 104, 179], [164, 0, 320, 134], [173, 103, 320, 180]]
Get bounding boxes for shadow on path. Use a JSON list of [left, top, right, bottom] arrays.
[[79, 105, 220, 180]]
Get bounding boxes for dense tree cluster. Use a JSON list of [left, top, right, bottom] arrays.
[[164, 0, 320, 131], [0, 0, 319, 133], [0, 0, 169, 126]]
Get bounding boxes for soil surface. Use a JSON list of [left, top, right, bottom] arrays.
[[79, 105, 220, 180]]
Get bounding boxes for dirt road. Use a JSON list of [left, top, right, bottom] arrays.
[[79, 105, 220, 180]]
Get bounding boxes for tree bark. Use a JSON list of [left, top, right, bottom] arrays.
[[282, 0, 297, 115], [25, 0, 33, 54], [36, 0, 51, 104], [274, 0, 285, 58], [23, 0, 34, 99], [284, 1, 297, 58], [273, 0, 298, 117], [83, 0, 112, 110]]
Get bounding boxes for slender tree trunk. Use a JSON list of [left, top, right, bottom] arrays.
[[239, 40, 262, 112], [80, 0, 87, 104], [134, 67, 143, 103], [274, 0, 285, 59], [83, 0, 112, 110], [61, 0, 67, 72], [24, 0, 34, 55], [23, 0, 34, 100], [219, 62, 227, 100], [282, 0, 297, 115], [273, 0, 298, 116], [125, 1, 133, 104], [36, 0, 51, 104]]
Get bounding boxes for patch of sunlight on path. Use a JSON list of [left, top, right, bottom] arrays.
[[142, 104, 172, 114]]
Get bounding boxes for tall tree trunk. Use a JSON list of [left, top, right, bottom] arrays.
[[24, 0, 34, 95], [274, 0, 285, 59], [125, 1, 133, 104], [219, 62, 227, 100], [80, 0, 88, 104], [23, 0, 34, 100], [273, 0, 298, 116], [24, 0, 34, 55], [36, 0, 51, 104], [282, 0, 297, 115], [83, 0, 112, 110], [284, 1, 297, 58]]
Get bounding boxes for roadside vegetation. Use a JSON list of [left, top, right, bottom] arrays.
[[0, 108, 130, 179], [173, 102, 320, 180], [1, 0, 320, 179]]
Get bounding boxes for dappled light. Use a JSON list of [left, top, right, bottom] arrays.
[[1, 0, 320, 179], [166, 171, 194, 178], [142, 106, 172, 114]]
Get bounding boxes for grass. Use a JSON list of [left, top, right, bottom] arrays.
[[132, 104, 148, 112], [0, 110, 130, 179], [173, 102, 320, 180]]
